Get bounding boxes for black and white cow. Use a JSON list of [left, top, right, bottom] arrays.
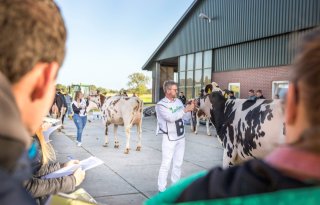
[[199, 84, 285, 167]]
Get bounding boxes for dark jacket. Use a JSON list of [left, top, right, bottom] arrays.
[[24, 137, 76, 204], [54, 92, 68, 111], [176, 159, 316, 203], [0, 169, 36, 205], [178, 95, 186, 105], [0, 73, 36, 205], [257, 95, 266, 99]]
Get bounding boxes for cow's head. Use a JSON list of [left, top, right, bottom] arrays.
[[89, 95, 101, 109], [204, 82, 223, 94]]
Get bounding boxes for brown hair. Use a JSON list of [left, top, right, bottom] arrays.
[[74, 91, 82, 101], [0, 0, 66, 83], [291, 28, 320, 152], [292, 28, 320, 126]]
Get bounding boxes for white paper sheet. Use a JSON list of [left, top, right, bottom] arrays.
[[80, 156, 104, 171], [43, 156, 104, 179]]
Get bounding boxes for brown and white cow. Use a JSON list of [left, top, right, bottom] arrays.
[[190, 82, 221, 136], [91, 94, 144, 154], [199, 83, 285, 167], [191, 105, 211, 136]]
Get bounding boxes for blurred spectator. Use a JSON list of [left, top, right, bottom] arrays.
[[178, 92, 186, 105], [72, 91, 89, 146], [0, 0, 67, 204], [24, 129, 85, 204], [64, 92, 73, 118], [196, 89, 205, 106], [228, 91, 236, 99], [256, 89, 265, 99], [248, 89, 257, 100], [53, 88, 68, 126]]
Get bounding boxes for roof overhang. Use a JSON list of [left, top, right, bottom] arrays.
[[141, 0, 199, 71]]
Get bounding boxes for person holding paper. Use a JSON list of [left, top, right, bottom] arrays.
[[24, 130, 85, 205]]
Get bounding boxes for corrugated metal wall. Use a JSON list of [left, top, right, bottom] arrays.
[[214, 28, 316, 71], [155, 0, 320, 68]]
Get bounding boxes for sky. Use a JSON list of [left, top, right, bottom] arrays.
[[55, 0, 194, 90]]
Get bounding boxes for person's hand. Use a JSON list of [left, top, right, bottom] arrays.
[[73, 168, 85, 186], [62, 159, 80, 167], [184, 102, 195, 112]]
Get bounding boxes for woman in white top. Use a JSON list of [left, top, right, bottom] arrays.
[[71, 91, 88, 146]]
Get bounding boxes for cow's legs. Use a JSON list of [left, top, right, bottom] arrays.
[[206, 118, 211, 136], [114, 125, 119, 148], [222, 146, 237, 168], [190, 111, 195, 132], [124, 125, 131, 154], [103, 123, 109, 147], [194, 116, 200, 134], [136, 123, 142, 151]]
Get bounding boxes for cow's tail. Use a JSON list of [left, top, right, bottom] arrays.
[[136, 100, 144, 130]]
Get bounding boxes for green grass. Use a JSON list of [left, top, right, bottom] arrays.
[[139, 94, 152, 103]]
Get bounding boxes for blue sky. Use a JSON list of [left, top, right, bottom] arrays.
[[55, 0, 194, 90]]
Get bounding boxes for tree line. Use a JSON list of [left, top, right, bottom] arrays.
[[56, 72, 151, 96]]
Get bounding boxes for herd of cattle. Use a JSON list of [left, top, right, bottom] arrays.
[[50, 82, 286, 166]]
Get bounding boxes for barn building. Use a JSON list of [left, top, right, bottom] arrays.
[[142, 0, 320, 102]]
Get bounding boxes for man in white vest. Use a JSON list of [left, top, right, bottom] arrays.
[[156, 80, 195, 192]]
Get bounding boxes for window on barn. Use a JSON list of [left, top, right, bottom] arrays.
[[178, 55, 186, 94], [179, 55, 186, 72], [194, 52, 203, 98], [186, 54, 194, 100], [203, 50, 212, 85], [272, 81, 289, 99], [228, 83, 241, 98]]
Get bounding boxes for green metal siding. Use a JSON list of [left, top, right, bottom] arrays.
[[154, 0, 320, 65], [213, 29, 315, 71]]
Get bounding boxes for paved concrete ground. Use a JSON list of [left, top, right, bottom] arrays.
[[50, 115, 223, 205]]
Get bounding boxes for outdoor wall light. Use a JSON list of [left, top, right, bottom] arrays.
[[198, 12, 212, 23]]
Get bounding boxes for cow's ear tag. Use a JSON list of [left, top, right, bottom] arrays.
[[208, 88, 211, 94]]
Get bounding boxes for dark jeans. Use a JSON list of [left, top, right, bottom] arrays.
[[73, 114, 87, 142]]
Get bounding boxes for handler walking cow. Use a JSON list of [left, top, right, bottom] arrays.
[[156, 80, 195, 192]]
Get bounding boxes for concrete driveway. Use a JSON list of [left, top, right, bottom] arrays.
[[51, 115, 223, 205]]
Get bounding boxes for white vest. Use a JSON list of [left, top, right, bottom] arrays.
[[156, 97, 185, 141]]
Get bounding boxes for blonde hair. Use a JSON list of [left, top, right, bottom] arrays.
[[35, 128, 56, 164]]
